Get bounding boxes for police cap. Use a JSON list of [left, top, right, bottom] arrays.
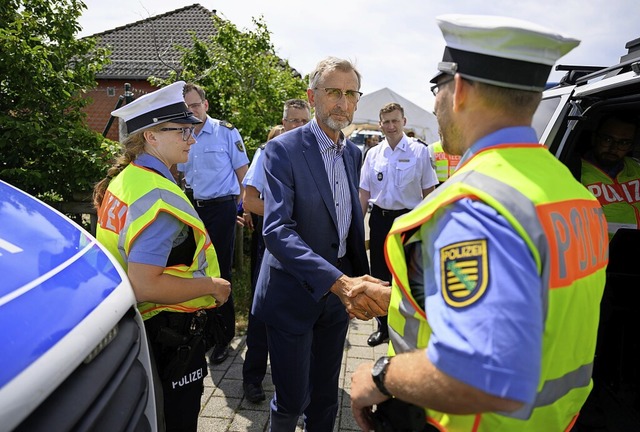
[[112, 80, 201, 134], [431, 14, 580, 91]]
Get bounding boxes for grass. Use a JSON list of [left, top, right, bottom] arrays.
[[231, 228, 253, 336]]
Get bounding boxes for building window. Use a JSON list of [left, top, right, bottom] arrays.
[[107, 87, 116, 97]]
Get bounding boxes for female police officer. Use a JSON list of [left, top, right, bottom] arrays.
[[93, 81, 230, 432]]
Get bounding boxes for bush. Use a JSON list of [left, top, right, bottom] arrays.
[[0, 0, 112, 200]]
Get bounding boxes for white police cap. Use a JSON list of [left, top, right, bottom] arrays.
[[111, 80, 201, 134], [431, 14, 580, 91]]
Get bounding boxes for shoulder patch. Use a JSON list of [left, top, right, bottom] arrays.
[[440, 239, 488, 308], [221, 120, 234, 130], [235, 140, 245, 152]]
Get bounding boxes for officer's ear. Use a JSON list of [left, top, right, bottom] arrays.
[[143, 129, 160, 147], [452, 74, 470, 113]]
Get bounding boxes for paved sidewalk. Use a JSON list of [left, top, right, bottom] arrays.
[[197, 318, 389, 432]]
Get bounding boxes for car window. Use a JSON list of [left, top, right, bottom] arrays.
[[532, 96, 562, 140]]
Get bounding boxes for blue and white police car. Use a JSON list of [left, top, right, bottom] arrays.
[[0, 180, 158, 432]]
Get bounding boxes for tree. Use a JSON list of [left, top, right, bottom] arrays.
[[0, 0, 112, 200], [153, 15, 308, 158]]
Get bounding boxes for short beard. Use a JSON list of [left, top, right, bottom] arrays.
[[325, 116, 350, 131], [437, 96, 463, 156]]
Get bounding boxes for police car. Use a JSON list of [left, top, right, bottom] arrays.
[[0, 180, 158, 432], [535, 37, 640, 431]]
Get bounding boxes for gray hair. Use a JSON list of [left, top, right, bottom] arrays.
[[283, 98, 311, 119], [308, 57, 362, 90]]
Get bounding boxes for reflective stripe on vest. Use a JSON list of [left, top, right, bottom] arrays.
[[385, 144, 608, 431], [581, 158, 640, 237], [96, 163, 220, 320]]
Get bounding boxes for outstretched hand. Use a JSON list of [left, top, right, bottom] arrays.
[[348, 278, 391, 318], [330, 275, 390, 320]]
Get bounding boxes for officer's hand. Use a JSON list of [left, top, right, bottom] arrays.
[[351, 361, 390, 431], [349, 284, 389, 318], [348, 280, 391, 316], [330, 276, 388, 320], [330, 276, 373, 320], [211, 277, 231, 306]]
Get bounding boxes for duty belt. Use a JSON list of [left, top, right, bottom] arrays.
[[372, 205, 409, 218], [192, 194, 236, 207]]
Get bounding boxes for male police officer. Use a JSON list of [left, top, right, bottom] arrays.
[[581, 112, 640, 238], [179, 83, 249, 365], [350, 14, 608, 432], [359, 103, 437, 347]]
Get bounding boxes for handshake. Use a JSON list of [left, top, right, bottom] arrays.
[[330, 275, 391, 321]]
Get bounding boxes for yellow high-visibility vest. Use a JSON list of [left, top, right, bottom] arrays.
[[430, 141, 461, 183], [96, 162, 221, 320], [386, 143, 608, 431], [581, 157, 640, 238]]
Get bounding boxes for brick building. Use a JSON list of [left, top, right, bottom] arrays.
[[82, 4, 218, 141]]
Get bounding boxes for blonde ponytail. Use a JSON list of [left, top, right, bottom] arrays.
[[93, 131, 148, 210]]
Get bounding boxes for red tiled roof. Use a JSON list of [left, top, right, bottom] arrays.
[[86, 4, 217, 79]]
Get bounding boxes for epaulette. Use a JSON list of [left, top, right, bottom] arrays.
[[220, 120, 234, 130]]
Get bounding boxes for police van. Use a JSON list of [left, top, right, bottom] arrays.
[[0, 180, 158, 431], [535, 37, 640, 431]]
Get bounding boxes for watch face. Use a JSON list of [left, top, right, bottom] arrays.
[[372, 356, 392, 397], [373, 357, 388, 376]]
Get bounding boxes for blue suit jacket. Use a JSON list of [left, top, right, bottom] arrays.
[[252, 123, 370, 334]]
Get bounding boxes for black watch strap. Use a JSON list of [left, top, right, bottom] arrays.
[[372, 356, 393, 397]]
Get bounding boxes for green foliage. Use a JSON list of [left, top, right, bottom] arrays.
[[232, 229, 253, 334], [152, 16, 308, 159], [0, 0, 113, 200]]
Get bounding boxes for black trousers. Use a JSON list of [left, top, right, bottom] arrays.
[[243, 214, 269, 384], [194, 198, 236, 345], [145, 311, 207, 432], [369, 206, 409, 331]]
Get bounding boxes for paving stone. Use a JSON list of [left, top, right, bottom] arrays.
[[197, 319, 377, 431]]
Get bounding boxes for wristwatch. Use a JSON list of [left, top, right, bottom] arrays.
[[371, 356, 393, 397]]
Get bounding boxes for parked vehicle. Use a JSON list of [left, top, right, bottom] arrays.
[[0, 180, 158, 432], [349, 129, 383, 152], [536, 37, 640, 431]]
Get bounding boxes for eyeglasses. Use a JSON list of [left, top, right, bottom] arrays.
[[160, 126, 196, 141], [315, 87, 363, 103], [187, 101, 204, 110], [283, 118, 309, 125], [596, 132, 634, 150], [430, 76, 455, 97]]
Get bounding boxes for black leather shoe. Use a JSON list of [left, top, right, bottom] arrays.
[[243, 382, 266, 403], [367, 329, 389, 347], [209, 344, 230, 364]]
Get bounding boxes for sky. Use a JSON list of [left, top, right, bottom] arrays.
[[77, 0, 639, 113]]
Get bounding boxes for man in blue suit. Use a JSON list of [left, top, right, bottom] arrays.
[[253, 57, 391, 431]]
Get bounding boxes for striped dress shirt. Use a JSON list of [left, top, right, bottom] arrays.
[[310, 119, 352, 258]]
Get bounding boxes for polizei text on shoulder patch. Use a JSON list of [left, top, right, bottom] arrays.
[[440, 239, 488, 308]]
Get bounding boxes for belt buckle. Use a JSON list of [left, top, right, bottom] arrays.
[[381, 209, 390, 217], [195, 199, 205, 207]]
